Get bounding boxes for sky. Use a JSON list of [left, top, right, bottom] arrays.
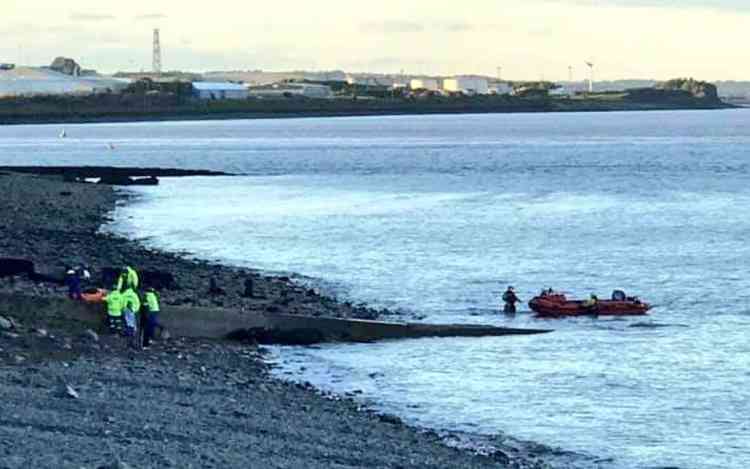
[[1, 0, 748, 80]]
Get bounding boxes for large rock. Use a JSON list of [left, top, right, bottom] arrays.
[[50, 57, 82, 76]]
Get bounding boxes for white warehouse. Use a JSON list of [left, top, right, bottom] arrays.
[[410, 78, 439, 91], [192, 82, 248, 100], [0, 66, 130, 97], [443, 76, 489, 95]]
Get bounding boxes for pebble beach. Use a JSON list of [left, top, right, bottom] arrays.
[[0, 172, 555, 469]]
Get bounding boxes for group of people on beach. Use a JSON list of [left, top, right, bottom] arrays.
[[103, 266, 163, 349], [65, 264, 162, 350]]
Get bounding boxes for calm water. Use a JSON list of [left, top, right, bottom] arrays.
[[2, 111, 749, 469]]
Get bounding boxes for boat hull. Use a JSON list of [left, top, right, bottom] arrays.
[[529, 295, 650, 318]]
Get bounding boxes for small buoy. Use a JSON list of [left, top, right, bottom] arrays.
[[59, 130, 67, 138]]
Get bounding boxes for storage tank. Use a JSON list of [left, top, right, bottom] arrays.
[[409, 78, 439, 91], [443, 77, 489, 95]]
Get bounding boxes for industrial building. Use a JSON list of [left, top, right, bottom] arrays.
[[409, 78, 440, 91], [443, 76, 490, 95], [489, 82, 513, 95], [192, 82, 249, 100], [0, 66, 130, 97]]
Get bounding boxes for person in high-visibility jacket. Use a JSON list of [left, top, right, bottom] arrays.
[[116, 266, 140, 291], [143, 287, 162, 349], [103, 288, 125, 333], [122, 288, 141, 347]]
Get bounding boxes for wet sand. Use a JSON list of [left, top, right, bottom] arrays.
[[0, 172, 561, 468]]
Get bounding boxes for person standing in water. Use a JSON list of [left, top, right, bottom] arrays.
[[502, 286, 521, 314]]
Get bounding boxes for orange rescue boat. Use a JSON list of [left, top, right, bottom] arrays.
[[529, 290, 650, 318]]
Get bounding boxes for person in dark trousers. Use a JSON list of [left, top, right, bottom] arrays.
[[502, 286, 521, 314], [75, 264, 91, 288], [122, 287, 141, 349], [64, 267, 82, 300], [143, 287, 163, 349]]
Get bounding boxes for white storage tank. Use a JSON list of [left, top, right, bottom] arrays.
[[409, 78, 439, 91], [443, 77, 489, 95]]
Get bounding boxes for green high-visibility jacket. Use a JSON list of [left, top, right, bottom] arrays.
[[104, 290, 125, 317], [122, 288, 141, 313], [127, 267, 139, 289], [145, 291, 160, 313], [116, 266, 140, 291]]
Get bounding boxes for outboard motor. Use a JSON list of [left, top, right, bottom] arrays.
[[612, 290, 626, 301]]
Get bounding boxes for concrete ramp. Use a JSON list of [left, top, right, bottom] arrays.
[[0, 294, 552, 345], [254, 314, 551, 344]]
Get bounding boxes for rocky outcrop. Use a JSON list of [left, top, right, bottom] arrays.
[[49, 57, 82, 77], [625, 78, 724, 106], [656, 78, 719, 100]]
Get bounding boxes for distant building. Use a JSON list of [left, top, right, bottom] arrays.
[[489, 82, 512, 95], [247, 82, 333, 99], [410, 78, 439, 91], [443, 76, 489, 95], [549, 87, 571, 97], [0, 66, 129, 97], [511, 86, 549, 98], [192, 82, 249, 100]]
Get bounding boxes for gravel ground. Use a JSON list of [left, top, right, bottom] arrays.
[[0, 172, 567, 469], [0, 329, 522, 469]]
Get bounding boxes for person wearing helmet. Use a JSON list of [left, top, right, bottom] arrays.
[[502, 286, 521, 314]]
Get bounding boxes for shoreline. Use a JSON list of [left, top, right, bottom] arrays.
[[0, 172, 571, 468], [0, 100, 734, 126]]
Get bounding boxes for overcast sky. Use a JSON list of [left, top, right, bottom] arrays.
[[2, 0, 748, 80]]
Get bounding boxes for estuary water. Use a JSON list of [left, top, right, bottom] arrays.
[[1, 111, 749, 468]]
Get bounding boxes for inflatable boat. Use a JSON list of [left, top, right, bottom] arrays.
[[529, 292, 650, 318]]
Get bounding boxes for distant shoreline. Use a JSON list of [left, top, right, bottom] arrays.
[[0, 97, 734, 126]]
